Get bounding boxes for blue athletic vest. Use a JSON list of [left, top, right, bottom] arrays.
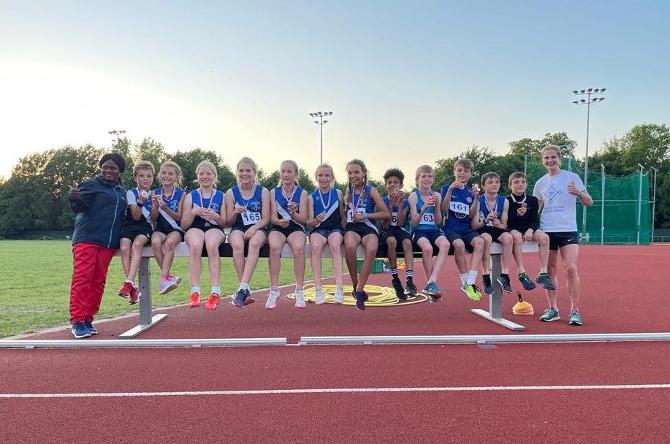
[[311, 188, 341, 229], [125, 188, 153, 228], [189, 188, 224, 226], [412, 190, 440, 233], [274, 185, 304, 219], [441, 182, 475, 231], [383, 195, 409, 230], [153, 187, 184, 231], [478, 194, 506, 226], [231, 184, 263, 229]]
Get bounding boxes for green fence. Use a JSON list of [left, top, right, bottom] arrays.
[[526, 159, 652, 245]]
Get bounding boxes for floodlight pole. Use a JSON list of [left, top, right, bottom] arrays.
[[637, 164, 643, 245], [309, 111, 333, 165], [650, 167, 657, 241], [572, 88, 606, 241], [601, 164, 605, 245]]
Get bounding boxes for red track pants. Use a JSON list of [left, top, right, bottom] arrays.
[[69, 242, 115, 324]]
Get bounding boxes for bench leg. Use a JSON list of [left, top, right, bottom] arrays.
[[471, 253, 525, 331], [119, 257, 168, 338]]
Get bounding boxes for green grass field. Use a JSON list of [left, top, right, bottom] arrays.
[[0, 240, 333, 337]]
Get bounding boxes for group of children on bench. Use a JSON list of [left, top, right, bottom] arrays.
[[68, 145, 591, 338], [117, 157, 554, 313]]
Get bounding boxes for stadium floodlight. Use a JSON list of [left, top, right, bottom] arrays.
[[308, 111, 334, 164], [572, 87, 607, 241]]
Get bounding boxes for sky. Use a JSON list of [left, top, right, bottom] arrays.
[[1, 0, 668, 182]]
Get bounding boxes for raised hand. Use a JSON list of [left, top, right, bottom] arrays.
[[567, 180, 580, 196], [69, 180, 80, 200]]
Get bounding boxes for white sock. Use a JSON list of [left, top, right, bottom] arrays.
[[467, 270, 478, 285], [191, 286, 200, 294], [460, 273, 468, 286], [240, 282, 249, 290], [211, 286, 221, 295]]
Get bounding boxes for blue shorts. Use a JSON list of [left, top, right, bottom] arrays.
[[310, 226, 344, 240], [444, 228, 480, 253], [412, 230, 446, 248]]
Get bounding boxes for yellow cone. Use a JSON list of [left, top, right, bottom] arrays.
[[512, 292, 534, 316]]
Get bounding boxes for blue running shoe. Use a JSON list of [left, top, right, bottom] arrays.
[[84, 321, 97, 335], [423, 282, 442, 301], [355, 291, 368, 311], [233, 289, 246, 308], [540, 307, 560, 322], [518, 272, 536, 291], [536, 273, 556, 291], [71, 322, 91, 339], [569, 309, 583, 326], [482, 275, 494, 295]]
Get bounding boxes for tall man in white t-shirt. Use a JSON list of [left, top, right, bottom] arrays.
[[533, 145, 593, 326]]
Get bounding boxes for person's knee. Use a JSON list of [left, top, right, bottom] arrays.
[[453, 240, 465, 252], [420, 243, 433, 255], [386, 237, 397, 248], [511, 231, 522, 243], [539, 234, 549, 246], [565, 262, 579, 277], [472, 237, 484, 249], [501, 234, 512, 245]]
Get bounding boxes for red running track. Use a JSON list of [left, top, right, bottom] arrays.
[[20, 245, 670, 340], [1, 342, 669, 442]]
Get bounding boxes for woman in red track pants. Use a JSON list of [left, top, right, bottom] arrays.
[[68, 153, 127, 339]]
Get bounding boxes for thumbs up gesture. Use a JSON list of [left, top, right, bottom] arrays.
[[567, 180, 580, 196], [69, 180, 80, 200]]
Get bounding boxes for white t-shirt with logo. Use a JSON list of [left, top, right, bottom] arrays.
[[532, 170, 585, 233]]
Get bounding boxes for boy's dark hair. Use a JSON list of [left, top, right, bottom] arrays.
[[99, 153, 126, 173], [383, 168, 404, 184]]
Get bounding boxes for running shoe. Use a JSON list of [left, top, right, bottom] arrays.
[[392, 276, 407, 301], [233, 289, 246, 307], [189, 292, 201, 308], [159, 276, 178, 295], [355, 291, 368, 311], [265, 289, 280, 309], [83, 320, 97, 335], [461, 284, 482, 302], [569, 309, 583, 326], [423, 282, 442, 302], [71, 322, 91, 339], [334, 286, 345, 304], [128, 285, 140, 305], [518, 272, 536, 291], [540, 307, 560, 322], [295, 288, 307, 308], [244, 290, 255, 306], [117, 281, 133, 299], [482, 275, 494, 295], [205, 293, 221, 310], [313, 288, 325, 305], [497, 273, 513, 293], [404, 279, 417, 297], [536, 273, 556, 291]]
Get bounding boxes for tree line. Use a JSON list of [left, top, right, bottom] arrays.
[[0, 123, 668, 238]]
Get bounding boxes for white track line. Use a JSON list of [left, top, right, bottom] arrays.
[[1, 384, 669, 399]]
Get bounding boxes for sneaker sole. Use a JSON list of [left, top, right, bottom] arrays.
[[540, 316, 561, 322], [460, 287, 481, 302], [71, 330, 91, 339], [496, 278, 513, 293], [159, 283, 178, 295]]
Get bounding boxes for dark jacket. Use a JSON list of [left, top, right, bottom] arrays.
[[70, 175, 127, 248]]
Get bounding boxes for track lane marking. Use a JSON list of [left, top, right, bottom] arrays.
[[1, 384, 669, 398]]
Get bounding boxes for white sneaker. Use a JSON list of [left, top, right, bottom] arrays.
[[334, 285, 345, 304], [294, 289, 306, 309], [315, 288, 325, 305], [265, 289, 280, 309]]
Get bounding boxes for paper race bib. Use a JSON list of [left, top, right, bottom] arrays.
[[449, 201, 469, 216], [420, 212, 435, 225], [390, 211, 398, 226], [242, 210, 261, 226], [347, 208, 366, 223]]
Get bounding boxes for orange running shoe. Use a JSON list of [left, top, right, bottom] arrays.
[[189, 292, 201, 308], [205, 293, 221, 310]]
